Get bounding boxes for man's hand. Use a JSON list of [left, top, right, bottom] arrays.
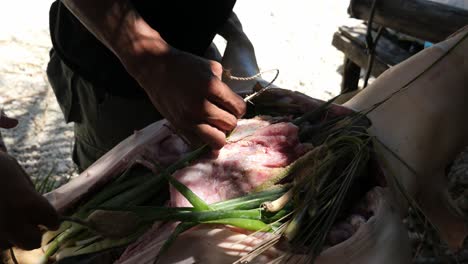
[[0, 110, 18, 129], [131, 48, 246, 149], [0, 152, 59, 250], [61, 0, 246, 149]]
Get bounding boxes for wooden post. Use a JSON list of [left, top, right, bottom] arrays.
[[349, 0, 468, 42], [341, 58, 361, 93]]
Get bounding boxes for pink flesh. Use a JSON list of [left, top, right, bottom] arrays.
[[170, 120, 306, 207], [118, 117, 307, 263]]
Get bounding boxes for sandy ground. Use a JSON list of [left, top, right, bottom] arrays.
[[0, 0, 353, 183], [0, 0, 76, 185]]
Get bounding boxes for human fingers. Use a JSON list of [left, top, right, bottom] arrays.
[[207, 81, 246, 119], [194, 123, 226, 150], [28, 196, 60, 231], [202, 101, 237, 133], [0, 111, 18, 129], [174, 127, 203, 148], [208, 61, 246, 117], [0, 239, 11, 250], [5, 223, 42, 250]]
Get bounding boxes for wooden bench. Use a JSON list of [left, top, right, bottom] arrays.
[[333, 0, 468, 93], [332, 23, 419, 93]]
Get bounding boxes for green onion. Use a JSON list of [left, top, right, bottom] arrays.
[[40, 224, 84, 264], [203, 218, 271, 231]]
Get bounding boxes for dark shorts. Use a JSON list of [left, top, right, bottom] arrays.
[[46, 49, 163, 171]]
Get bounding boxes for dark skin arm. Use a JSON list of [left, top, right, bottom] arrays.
[[0, 113, 59, 250], [218, 12, 280, 95], [61, 0, 247, 149]]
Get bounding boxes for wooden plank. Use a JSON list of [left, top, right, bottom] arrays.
[[332, 24, 415, 78], [338, 24, 415, 66], [332, 31, 388, 77], [349, 0, 468, 42]]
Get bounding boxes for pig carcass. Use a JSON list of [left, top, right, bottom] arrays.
[[33, 25, 468, 264], [116, 27, 468, 263]]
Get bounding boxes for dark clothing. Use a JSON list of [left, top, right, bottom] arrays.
[[47, 0, 236, 170], [47, 50, 163, 170], [49, 0, 236, 98]]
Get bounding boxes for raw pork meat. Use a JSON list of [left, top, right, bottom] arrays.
[[117, 116, 307, 263], [170, 117, 307, 207]]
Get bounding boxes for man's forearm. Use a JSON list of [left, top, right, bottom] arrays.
[[61, 0, 170, 75]]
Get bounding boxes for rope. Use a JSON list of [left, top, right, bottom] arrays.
[[223, 69, 266, 81], [222, 68, 280, 103]]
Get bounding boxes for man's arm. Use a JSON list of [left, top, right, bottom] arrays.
[[218, 12, 279, 95], [0, 113, 59, 250], [61, 0, 246, 149]]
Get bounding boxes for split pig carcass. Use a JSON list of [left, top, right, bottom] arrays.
[[115, 27, 468, 263], [7, 27, 468, 264]]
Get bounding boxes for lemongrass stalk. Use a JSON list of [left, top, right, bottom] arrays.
[[140, 209, 262, 223], [283, 208, 307, 241], [310, 155, 366, 257], [68, 232, 141, 257], [54, 246, 83, 262], [292, 94, 340, 126], [262, 189, 293, 213], [40, 224, 84, 264], [203, 218, 271, 231], [137, 159, 211, 211], [99, 171, 164, 207], [214, 193, 284, 211], [68, 208, 261, 239], [298, 115, 351, 142], [75, 235, 102, 247], [264, 208, 293, 223], [291, 140, 370, 261], [54, 233, 140, 261], [42, 221, 72, 246], [96, 145, 210, 212], [83, 211, 143, 239], [80, 175, 146, 211], [253, 167, 294, 192], [98, 206, 195, 214], [160, 169, 211, 211], [254, 147, 326, 192], [211, 186, 288, 210], [126, 178, 166, 206], [102, 187, 288, 217]]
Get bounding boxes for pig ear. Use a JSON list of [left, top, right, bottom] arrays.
[[0, 111, 18, 129]]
